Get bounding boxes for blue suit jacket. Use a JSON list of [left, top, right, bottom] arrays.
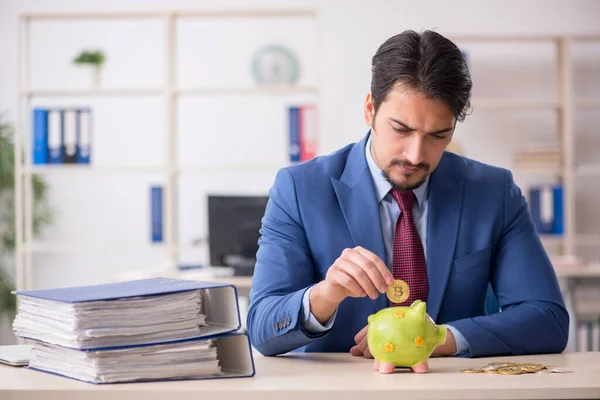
[[247, 133, 569, 357]]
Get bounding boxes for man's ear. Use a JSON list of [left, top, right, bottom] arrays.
[[364, 93, 375, 127]]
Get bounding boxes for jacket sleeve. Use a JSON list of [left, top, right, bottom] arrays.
[[246, 168, 329, 356], [448, 170, 570, 357]]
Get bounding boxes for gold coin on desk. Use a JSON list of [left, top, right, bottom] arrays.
[[483, 369, 500, 374], [521, 364, 544, 373], [387, 280, 410, 303], [482, 365, 501, 373], [460, 368, 483, 374], [498, 367, 523, 375]]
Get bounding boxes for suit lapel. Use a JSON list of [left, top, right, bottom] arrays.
[[331, 134, 387, 311], [425, 153, 465, 321]]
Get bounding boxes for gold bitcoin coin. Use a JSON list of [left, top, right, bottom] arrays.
[[521, 364, 544, 373], [498, 367, 523, 375], [483, 368, 500, 374], [387, 280, 410, 303], [460, 368, 483, 374]]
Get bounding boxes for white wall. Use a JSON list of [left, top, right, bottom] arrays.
[[0, 0, 599, 294]]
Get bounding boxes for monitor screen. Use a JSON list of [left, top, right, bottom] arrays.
[[207, 195, 269, 275]]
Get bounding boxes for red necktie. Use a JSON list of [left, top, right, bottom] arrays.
[[390, 189, 429, 306]]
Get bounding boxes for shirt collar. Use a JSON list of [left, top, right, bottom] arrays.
[[365, 133, 429, 208]]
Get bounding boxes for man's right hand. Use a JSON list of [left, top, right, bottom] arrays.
[[309, 246, 394, 325]]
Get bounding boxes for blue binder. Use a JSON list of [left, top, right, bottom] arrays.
[[27, 332, 256, 384], [14, 278, 255, 382], [47, 109, 63, 164], [32, 108, 48, 164], [288, 106, 300, 162], [15, 278, 243, 346], [150, 186, 163, 242], [529, 184, 563, 235], [76, 108, 91, 164]]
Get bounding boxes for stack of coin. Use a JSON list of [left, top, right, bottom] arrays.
[[460, 362, 573, 375]]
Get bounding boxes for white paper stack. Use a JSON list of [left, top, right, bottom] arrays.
[[13, 289, 206, 349], [28, 339, 222, 384]]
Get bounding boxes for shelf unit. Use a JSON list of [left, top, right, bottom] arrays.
[[450, 35, 600, 354], [14, 9, 321, 292]]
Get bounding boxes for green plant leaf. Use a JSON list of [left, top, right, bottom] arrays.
[[0, 115, 53, 317]]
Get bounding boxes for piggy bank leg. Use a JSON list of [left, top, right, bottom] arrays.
[[378, 361, 395, 374], [411, 361, 429, 373], [373, 360, 380, 371]]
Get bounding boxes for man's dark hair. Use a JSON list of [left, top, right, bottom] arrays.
[[371, 30, 472, 122]]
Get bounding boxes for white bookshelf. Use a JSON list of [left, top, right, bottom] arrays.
[[14, 9, 321, 293]]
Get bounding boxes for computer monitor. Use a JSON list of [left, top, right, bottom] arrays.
[[207, 195, 269, 276]]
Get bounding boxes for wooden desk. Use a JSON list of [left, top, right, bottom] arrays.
[[2, 352, 599, 400]]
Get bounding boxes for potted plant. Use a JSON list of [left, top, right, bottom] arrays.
[[72, 49, 106, 88], [0, 117, 52, 328]]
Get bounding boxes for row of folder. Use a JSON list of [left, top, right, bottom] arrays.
[[32, 107, 92, 165], [12, 277, 255, 384]]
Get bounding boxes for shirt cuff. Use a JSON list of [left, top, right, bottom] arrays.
[[301, 285, 337, 333], [446, 324, 471, 357]]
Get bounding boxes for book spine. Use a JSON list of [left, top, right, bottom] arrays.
[[32, 108, 48, 164], [151, 186, 163, 243], [551, 185, 564, 234], [299, 105, 317, 162], [77, 108, 91, 164], [47, 109, 63, 164], [288, 106, 300, 163], [62, 109, 78, 164]]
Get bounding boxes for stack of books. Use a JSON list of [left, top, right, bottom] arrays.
[[12, 278, 254, 384]]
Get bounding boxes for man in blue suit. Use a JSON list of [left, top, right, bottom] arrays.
[[247, 30, 569, 372]]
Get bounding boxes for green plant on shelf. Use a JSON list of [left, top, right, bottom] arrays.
[[0, 116, 52, 320], [72, 49, 106, 66]]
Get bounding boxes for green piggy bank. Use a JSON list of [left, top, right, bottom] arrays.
[[367, 300, 447, 374]]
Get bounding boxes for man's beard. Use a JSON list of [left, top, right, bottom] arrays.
[[381, 160, 430, 191]]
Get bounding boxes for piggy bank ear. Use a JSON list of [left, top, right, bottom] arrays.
[[411, 300, 427, 317]]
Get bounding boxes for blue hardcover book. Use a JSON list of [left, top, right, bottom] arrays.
[[77, 108, 91, 164], [151, 186, 163, 242], [47, 109, 63, 164], [288, 106, 300, 162], [32, 108, 48, 164]]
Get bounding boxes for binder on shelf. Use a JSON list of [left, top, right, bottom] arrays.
[[47, 109, 63, 164], [62, 109, 78, 164], [298, 104, 318, 162], [288, 106, 300, 162], [288, 104, 318, 163], [12, 278, 255, 383], [32, 108, 48, 164], [529, 184, 563, 235], [77, 108, 92, 164], [151, 186, 163, 243]]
